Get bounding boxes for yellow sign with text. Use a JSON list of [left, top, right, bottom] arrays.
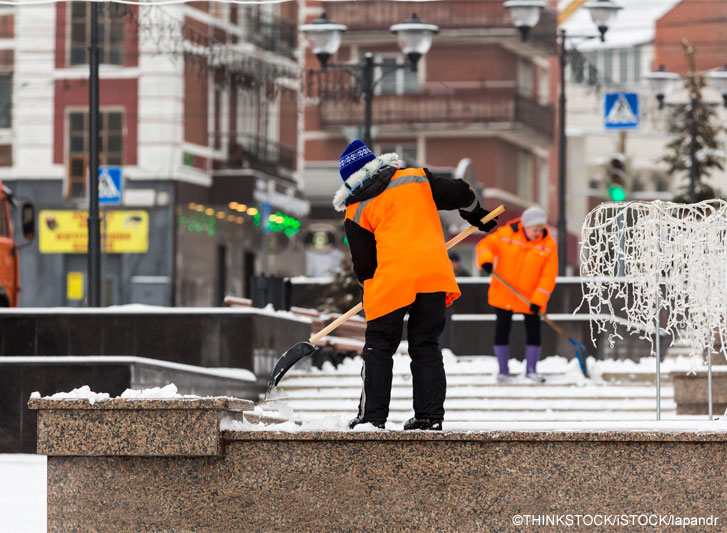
[[39, 210, 149, 254]]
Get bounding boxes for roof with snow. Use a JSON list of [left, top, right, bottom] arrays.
[[558, 0, 681, 49]]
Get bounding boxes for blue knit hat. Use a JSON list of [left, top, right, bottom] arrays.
[[339, 140, 376, 183]]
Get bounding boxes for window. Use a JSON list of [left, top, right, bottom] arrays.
[[587, 52, 598, 86], [538, 67, 550, 104], [518, 61, 534, 98], [0, 196, 8, 237], [70, 2, 125, 66], [0, 72, 11, 128], [619, 50, 629, 84], [633, 46, 642, 82], [517, 151, 534, 202], [375, 55, 419, 95], [67, 110, 123, 199], [603, 50, 613, 86], [376, 143, 417, 166]]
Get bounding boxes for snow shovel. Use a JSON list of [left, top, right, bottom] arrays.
[[490, 271, 590, 378], [267, 204, 506, 395]]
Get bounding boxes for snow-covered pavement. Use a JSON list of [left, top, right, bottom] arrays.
[[0, 454, 46, 533]]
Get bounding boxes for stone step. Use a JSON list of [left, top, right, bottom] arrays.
[[290, 410, 679, 423], [264, 397, 677, 412], [277, 375, 658, 388], [273, 389, 673, 401]]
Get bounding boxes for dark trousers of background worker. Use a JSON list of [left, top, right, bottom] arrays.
[[356, 292, 447, 424], [494, 307, 542, 376]]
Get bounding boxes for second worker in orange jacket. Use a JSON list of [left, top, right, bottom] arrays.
[[476, 206, 557, 383]]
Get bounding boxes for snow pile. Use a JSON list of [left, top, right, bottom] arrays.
[[120, 383, 189, 399], [40, 385, 111, 405], [222, 413, 351, 433], [34, 383, 214, 404]]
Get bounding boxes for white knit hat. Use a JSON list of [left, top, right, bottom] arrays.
[[521, 206, 547, 228]]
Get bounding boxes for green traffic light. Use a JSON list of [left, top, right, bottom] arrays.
[[608, 185, 626, 202]]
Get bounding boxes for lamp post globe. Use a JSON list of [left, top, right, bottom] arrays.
[[389, 13, 439, 71], [645, 65, 680, 109], [300, 13, 347, 68], [584, 0, 622, 41], [503, 0, 545, 42], [706, 66, 727, 108]]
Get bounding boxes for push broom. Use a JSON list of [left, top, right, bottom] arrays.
[[490, 271, 590, 378]]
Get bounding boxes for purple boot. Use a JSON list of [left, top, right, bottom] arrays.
[[525, 345, 545, 383], [494, 345, 512, 382]]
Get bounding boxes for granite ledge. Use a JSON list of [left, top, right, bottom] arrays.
[[223, 427, 727, 443], [28, 397, 253, 411]]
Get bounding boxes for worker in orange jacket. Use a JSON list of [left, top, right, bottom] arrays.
[[476, 206, 557, 383], [335, 140, 498, 430]]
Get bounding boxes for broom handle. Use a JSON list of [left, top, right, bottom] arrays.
[[309, 205, 506, 344], [490, 271, 571, 341]]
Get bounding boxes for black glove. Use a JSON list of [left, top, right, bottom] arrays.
[[481, 262, 493, 275], [530, 303, 541, 315], [459, 205, 498, 233]]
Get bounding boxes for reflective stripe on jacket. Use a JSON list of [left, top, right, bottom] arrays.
[[476, 218, 558, 314], [345, 167, 460, 321]]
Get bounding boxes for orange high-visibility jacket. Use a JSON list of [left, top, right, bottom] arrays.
[[476, 218, 558, 314], [345, 168, 460, 321]]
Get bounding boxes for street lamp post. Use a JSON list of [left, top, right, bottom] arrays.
[[504, 0, 621, 275], [301, 13, 438, 150], [646, 64, 727, 204]]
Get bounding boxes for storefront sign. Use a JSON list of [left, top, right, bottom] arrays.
[[39, 210, 149, 254]]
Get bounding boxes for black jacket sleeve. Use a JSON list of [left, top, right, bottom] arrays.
[[424, 168, 478, 211], [344, 218, 377, 285]]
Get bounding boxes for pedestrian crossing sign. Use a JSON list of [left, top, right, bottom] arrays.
[[98, 166, 123, 205], [604, 92, 639, 130]]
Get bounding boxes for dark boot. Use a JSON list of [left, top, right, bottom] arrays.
[[494, 345, 511, 380], [404, 417, 443, 431], [348, 416, 385, 430]]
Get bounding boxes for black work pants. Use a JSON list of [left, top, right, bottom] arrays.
[[357, 292, 447, 423], [494, 307, 541, 346]]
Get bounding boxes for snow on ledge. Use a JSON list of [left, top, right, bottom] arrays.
[[2, 356, 257, 382], [0, 303, 311, 323], [32, 384, 209, 405]]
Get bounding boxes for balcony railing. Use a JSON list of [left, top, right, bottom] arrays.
[[239, 7, 297, 59], [324, 0, 556, 52], [225, 134, 296, 174], [319, 87, 554, 141]]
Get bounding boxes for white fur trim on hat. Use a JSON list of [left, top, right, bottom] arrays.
[[332, 153, 400, 212]]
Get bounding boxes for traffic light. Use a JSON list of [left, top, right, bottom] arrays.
[[607, 155, 627, 202]]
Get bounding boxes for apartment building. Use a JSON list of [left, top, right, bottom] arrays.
[[6, 1, 304, 306], [561, 0, 727, 239], [301, 0, 558, 275]]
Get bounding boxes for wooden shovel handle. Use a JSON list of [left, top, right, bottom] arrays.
[[309, 204, 506, 344]]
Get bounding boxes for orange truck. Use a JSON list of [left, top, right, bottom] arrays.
[[0, 181, 35, 307]]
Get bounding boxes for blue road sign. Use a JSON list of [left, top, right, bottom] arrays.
[[98, 166, 123, 205], [604, 92, 639, 130]]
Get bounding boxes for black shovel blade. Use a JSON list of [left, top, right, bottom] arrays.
[[266, 341, 319, 395]]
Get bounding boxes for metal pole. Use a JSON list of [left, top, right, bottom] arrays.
[[655, 283, 661, 421], [87, 2, 101, 307], [556, 29, 568, 275], [362, 53, 374, 148], [708, 334, 713, 420], [689, 95, 698, 203]]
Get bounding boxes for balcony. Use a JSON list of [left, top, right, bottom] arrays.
[[318, 87, 555, 143], [222, 134, 296, 176], [239, 7, 297, 60], [324, 0, 557, 54]]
